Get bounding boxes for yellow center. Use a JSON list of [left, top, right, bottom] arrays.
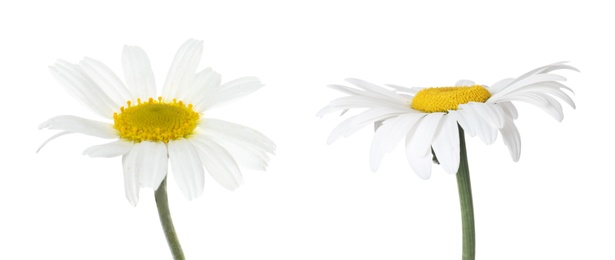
[[410, 85, 491, 113], [113, 97, 200, 143]]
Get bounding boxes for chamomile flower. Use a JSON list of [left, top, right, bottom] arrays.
[[39, 39, 276, 206], [318, 62, 576, 179]]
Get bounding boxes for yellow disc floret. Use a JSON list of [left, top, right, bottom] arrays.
[[113, 97, 200, 143], [411, 85, 492, 113]]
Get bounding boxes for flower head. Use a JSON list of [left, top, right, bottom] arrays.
[[318, 62, 576, 179], [39, 39, 276, 206]]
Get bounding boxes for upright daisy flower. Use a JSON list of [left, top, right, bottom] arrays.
[[39, 39, 275, 259], [318, 62, 576, 259]]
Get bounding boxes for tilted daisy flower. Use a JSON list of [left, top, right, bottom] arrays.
[[318, 62, 576, 179], [318, 62, 576, 260], [39, 39, 275, 259]]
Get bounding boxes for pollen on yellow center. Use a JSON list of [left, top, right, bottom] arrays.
[[410, 85, 492, 113], [113, 97, 200, 143]]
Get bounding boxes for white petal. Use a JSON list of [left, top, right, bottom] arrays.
[[122, 147, 140, 206], [369, 113, 425, 171], [37, 131, 73, 153], [469, 103, 505, 129], [534, 82, 576, 108], [457, 104, 498, 144], [317, 95, 409, 117], [201, 119, 275, 151], [497, 101, 518, 119], [184, 68, 221, 109], [500, 116, 521, 161], [83, 140, 133, 158], [328, 83, 414, 104], [316, 79, 413, 117], [489, 81, 575, 108], [39, 115, 117, 139], [448, 110, 475, 137], [344, 78, 407, 102], [431, 115, 460, 174], [326, 107, 409, 144], [79, 57, 133, 106], [162, 39, 203, 99], [204, 134, 269, 170], [327, 84, 369, 96], [487, 78, 514, 94], [536, 95, 565, 122], [168, 139, 205, 200], [455, 79, 475, 86], [501, 93, 565, 121], [406, 113, 445, 158], [511, 62, 577, 85], [134, 141, 168, 190], [498, 92, 549, 106], [122, 45, 156, 99], [405, 151, 432, 180], [200, 77, 264, 110], [200, 119, 275, 170], [49, 60, 117, 118], [384, 84, 420, 94], [190, 137, 243, 191], [489, 73, 567, 101], [491, 82, 574, 121], [405, 113, 445, 179]]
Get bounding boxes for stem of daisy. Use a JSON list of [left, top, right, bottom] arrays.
[[155, 177, 185, 260], [456, 126, 475, 260]]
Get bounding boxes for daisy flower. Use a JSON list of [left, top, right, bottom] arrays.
[[318, 62, 576, 179], [318, 62, 576, 260], [39, 39, 275, 259], [39, 39, 276, 206]]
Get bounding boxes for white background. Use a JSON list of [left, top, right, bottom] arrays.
[[1, 0, 613, 259]]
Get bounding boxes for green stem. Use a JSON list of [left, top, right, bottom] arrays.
[[155, 177, 185, 260], [456, 126, 475, 260]]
